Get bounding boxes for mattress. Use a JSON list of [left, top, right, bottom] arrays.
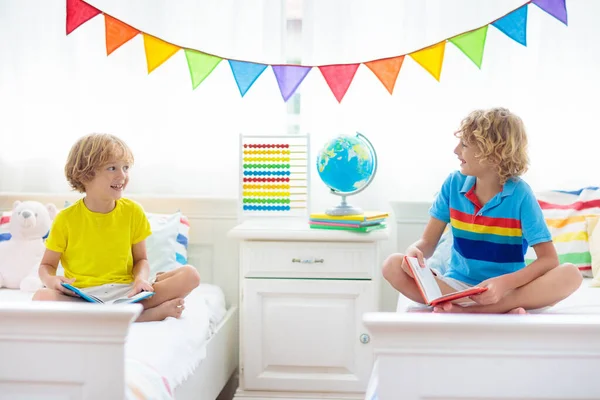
[[0, 283, 227, 391], [398, 277, 600, 313]]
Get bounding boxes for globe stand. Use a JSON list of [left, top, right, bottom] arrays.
[[326, 194, 363, 216]]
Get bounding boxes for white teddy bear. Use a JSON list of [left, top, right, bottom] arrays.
[[0, 200, 57, 292]]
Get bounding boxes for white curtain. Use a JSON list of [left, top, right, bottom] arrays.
[[298, 0, 600, 213], [0, 0, 288, 196], [0, 0, 598, 213]]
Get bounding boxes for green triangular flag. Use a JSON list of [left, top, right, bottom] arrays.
[[449, 25, 488, 69], [184, 49, 222, 90]]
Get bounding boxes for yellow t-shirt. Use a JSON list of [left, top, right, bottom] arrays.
[[45, 198, 152, 288]]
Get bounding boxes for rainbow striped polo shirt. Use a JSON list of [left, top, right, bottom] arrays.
[[429, 171, 552, 285]]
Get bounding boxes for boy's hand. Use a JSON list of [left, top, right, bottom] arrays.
[[401, 246, 426, 279], [47, 276, 78, 297], [128, 278, 154, 298], [470, 275, 512, 305]]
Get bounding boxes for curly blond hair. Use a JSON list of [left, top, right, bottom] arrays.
[[454, 108, 529, 184], [65, 133, 134, 193]]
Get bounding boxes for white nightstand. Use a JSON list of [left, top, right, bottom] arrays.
[[228, 218, 389, 400]]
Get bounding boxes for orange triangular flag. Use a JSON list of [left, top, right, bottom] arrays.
[[409, 41, 446, 81], [364, 56, 405, 94], [104, 14, 139, 55], [143, 34, 181, 74]]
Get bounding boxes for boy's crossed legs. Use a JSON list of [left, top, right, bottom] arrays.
[[33, 265, 201, 322], [382, 253, 582, 314]]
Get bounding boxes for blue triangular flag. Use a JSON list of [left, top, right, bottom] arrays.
[[228, 60, 268, 97], [492, 5, 528, 46]]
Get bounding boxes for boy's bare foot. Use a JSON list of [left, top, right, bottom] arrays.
[[154, 271, 166, 283], [433, 302, 466, 313], [136, 298, 185, 322], [433, 302, 528, 315]]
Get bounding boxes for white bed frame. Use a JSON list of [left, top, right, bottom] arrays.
[[362, 200, 600, 400], [0, 193, 240, 400]]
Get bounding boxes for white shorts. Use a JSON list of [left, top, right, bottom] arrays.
[[434, 273, 474, 291], [80, 283, 134, 303]]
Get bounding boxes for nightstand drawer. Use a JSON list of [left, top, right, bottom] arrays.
[[241, 241, 376, 279]]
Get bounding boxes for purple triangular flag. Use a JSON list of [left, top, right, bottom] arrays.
[[272, 65, 311, 101], [533, 0, 568, 25], [492, 5, 528, 46]]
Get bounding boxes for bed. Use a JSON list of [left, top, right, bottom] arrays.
[[363, 200, 600, 400], [0, 193, 240, 400]]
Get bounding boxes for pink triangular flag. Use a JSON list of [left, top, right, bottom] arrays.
[[319, 64, 360, 103], [66, 0, 101, 35]]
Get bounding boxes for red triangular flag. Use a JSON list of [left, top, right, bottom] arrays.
[[364, 56, 405, 94], [319, 64, 360, 103], [66, 0, 101, 35], [105, 14, 139, 55]]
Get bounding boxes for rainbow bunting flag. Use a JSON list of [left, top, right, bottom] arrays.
[[66, 0, 568, 102]]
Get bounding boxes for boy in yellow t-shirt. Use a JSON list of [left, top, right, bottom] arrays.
[[33, 133, 200, 322]]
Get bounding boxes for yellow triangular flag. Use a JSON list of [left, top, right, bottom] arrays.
[[143, 34, 181, 74], [409, 41, 446, 81]]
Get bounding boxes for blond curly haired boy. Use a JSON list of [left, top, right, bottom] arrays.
[[383, 108, 581, 314]]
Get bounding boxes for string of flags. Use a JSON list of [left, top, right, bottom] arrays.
[[66, 0, 568, 103]]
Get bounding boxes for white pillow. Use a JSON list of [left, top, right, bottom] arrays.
[[146, 212, 190, 277]]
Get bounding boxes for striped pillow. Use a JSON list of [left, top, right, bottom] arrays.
[[0, 211, 10, 242], [525, 187, 600, 277], [146, 211, 190, 276]]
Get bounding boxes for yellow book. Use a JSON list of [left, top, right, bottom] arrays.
[[309, 211, 389, 222]]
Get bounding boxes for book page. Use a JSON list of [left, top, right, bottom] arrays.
[[111, 291, 154, 304], [405, 256, 442, 303]]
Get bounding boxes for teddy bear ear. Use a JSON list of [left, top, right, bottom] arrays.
[[46, 203, 58, 219], [12, 200, 21, 210]]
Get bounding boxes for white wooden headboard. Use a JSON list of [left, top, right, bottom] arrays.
[[389, 201, 430, 253], [0, 193, 240, 308]]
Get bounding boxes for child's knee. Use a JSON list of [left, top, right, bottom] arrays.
[[382, 253, 404, 282], [181, 265, 201, 289], [559, 263, 583, 291], [32, 288, 56, 301]]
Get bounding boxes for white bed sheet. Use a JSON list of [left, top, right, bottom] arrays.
[[0, 283, 227, 390], [398, 277, 600, 314], [126, 283, 227, 389]]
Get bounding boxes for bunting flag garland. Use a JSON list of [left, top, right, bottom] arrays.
[[364, 56, 405, 94], [449, 26, 488, 69], [228, 60, 268, 97], [319, 64, 360, 102], [533, 0, 567, 25], [143, 34, 181, 74], [491, 5, 528, 46], [272, 65, 312, 101], [104, 15, 139, 56], [409, 42, 446, 81], [185, 50, 222, 90], [66, 0, 569, 102], [66, 0, 100, 35]]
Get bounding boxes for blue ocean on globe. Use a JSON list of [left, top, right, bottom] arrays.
[[316, 134, 375, 194]]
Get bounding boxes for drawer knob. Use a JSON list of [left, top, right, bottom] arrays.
[[359, 334, 370, 344], [291, 258, 324, 264]]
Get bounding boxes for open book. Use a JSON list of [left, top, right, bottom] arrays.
[[404, 256, 487, 306], [61, 282, 154, 304]]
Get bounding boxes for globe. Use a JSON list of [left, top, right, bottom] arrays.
[[316, 133, 378, 216]]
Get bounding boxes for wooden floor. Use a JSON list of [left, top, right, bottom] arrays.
[[216, 373, 238, 400]]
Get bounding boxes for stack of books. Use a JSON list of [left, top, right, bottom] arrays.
[[309, 211, 389, 233]]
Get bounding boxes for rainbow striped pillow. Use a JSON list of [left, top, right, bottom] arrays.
[[525, 187, 600, 277]]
